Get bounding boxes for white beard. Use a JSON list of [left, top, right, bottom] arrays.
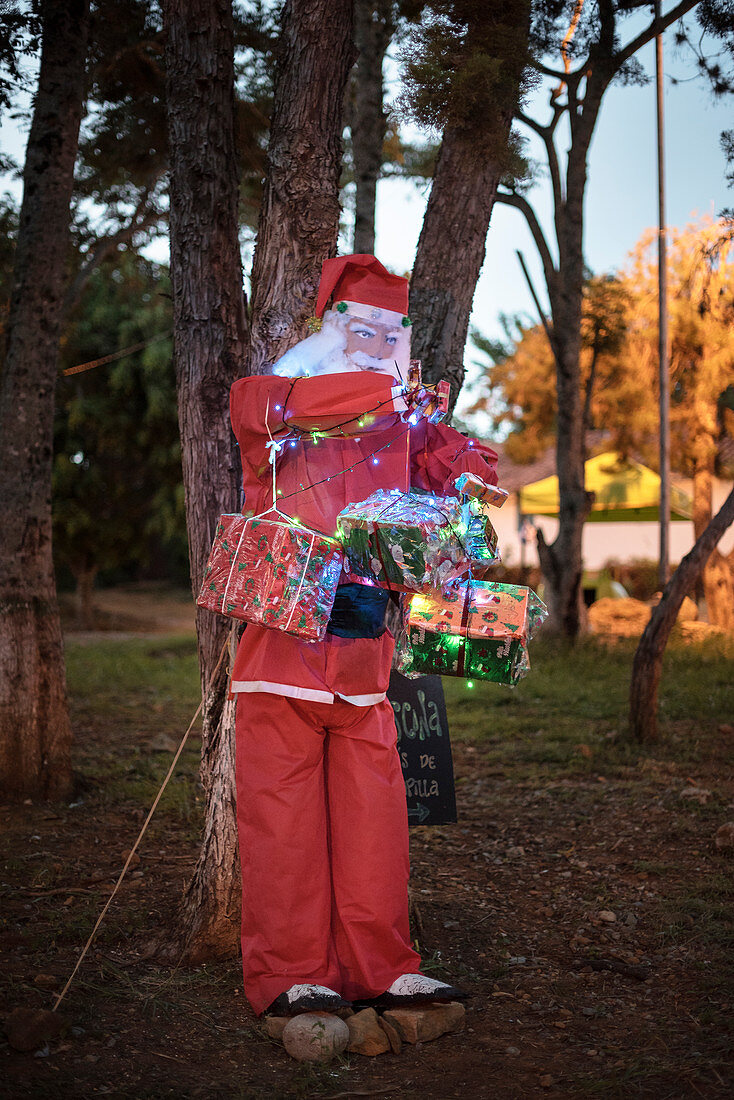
[[271, 317, 405, 381]]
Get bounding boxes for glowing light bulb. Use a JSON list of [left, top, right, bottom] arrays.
[[372, 458, 379, 465], [409, 413, 420, 426], [274, 404, 282, 411], [466, 680, 475, 689], [290, 441, 297, 448]]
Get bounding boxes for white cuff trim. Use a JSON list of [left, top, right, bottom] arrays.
[[391, 384, 407, 412]]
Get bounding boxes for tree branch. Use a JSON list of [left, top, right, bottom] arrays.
[[64, 194, 162, 314], [496, 188, 559, 305], [614, 0, 698, 73], [528, 56, 570, 82], [629, 485, 734, 741], [518, 100, 565, 211]]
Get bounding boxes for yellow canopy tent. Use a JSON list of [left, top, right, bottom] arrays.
[[517, 451, 692, 522]]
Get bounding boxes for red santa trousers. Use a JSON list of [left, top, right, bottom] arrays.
[[234, 691, 421, 1015]]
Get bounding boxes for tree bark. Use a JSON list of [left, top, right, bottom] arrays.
[[409, 127, 508, 401], [629, 486, 734, 742], [409, 1, 530, 405], [0, 0, 89, 802], [350, 0, 393, 254], [693, 465, 734, 630], [247, 0, 356, 375], [163, 0, 249, 959]]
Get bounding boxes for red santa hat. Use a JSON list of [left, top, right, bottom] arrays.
[[315, 254, 409, 318]]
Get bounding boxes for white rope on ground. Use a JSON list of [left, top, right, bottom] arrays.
[[52, 630, 232, 1012]]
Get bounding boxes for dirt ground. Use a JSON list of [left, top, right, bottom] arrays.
[[1, 592, 733, 1099]]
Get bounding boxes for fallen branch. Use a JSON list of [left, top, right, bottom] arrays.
[[574, 956, 651, 981]]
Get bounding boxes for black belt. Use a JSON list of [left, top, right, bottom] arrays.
[[326, 583, 390, 639]]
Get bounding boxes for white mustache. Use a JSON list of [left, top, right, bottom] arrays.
[[350, 350, 392, 370]]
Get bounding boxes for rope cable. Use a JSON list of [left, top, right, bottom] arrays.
[[51, 629, 232, 1012]]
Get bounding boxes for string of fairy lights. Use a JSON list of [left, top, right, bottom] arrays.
[[255, 374, 477, 532], [245, 374, 494, 692]]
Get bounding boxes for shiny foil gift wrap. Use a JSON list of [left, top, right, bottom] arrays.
[[197, 514, 343, 641], [401, 581, 547, 685], [454, 472, 509, 510], [337, 489, 472, 593]]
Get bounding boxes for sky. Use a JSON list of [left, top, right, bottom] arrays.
[[1, 6, 732, 416], [369, 29, 733, 417]]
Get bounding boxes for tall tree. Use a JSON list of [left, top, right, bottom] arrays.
[[349, 0, 395, 253], [163, 0, 355, 960], [247, 0, 356, 377], [470, 217, 734, 629], [625, 219, 734, 629], [402, 0, 532, 403], [493, 0, 698, 635], [0, 0, 90, 801], [468, 274, 644, 466], [162, 0, 249, 958]]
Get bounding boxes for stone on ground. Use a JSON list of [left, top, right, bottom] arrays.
[[378, 1012, 402, 1054], [381, 1002, 465, 1045], [346, 1007, 390, 1056], [4, 1008, 64, 1052], [282, 1012, 349, 1063], [263, 1016, 288, 1041]]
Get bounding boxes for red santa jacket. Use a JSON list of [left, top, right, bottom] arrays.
[[228, 372, 498, 705]]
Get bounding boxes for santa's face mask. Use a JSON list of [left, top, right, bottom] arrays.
[[272, 301, 411, 383]]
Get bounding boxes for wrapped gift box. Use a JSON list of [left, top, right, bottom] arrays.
[[454, 472, 509, 509], [337, 489, 472, 593], [402, 581, 547, 685], [197, 514, 343, 641]]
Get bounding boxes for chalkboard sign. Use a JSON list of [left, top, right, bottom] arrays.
[[387, 670, 457, 826]]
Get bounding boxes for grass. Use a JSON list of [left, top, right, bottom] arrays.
[[441, 631, 734, 776], [61, 628, 733, 812]]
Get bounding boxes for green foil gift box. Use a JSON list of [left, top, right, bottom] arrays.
[[197, 514, 343, 641], [337, 488, 464, 592], [402, 581, 547, 685], [337, 488, 488, 593]]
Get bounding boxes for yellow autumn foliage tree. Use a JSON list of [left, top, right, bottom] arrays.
[[625, 217, 734, 628], [473, 216, 734, 627]]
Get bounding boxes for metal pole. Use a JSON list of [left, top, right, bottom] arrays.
[[656, 0, 670, 587]]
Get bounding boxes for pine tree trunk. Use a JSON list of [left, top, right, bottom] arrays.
[[535, 88, 595, 638], [0, 0, 89, 802], [409, 127, 507, 400], [693, 466, 734, 630], [163, 0, 249, 959], [409, 1, 530, 403], [350, 0, 392, 254], [630, 487, 734, 741], [247, 0, 356, 374]]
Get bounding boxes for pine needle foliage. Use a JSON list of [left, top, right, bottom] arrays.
[[398, 0, 535, 162]]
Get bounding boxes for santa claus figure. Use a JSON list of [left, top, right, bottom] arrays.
[[229, 254, 498, 1016]]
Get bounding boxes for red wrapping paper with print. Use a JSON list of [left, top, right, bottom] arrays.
[[197, 514, 343, 641]]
